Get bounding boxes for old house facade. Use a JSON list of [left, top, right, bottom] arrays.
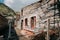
[[17, 0, 60, 37], [19, 1, 41, 36]]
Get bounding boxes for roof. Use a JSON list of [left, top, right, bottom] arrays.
[[22, 1, 41, 10], [0, 3, 16, 17]]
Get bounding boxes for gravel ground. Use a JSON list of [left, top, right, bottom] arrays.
[[19, 36, 31, 40]]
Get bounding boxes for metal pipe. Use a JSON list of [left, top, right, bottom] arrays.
[[8, 19, 12, 39]]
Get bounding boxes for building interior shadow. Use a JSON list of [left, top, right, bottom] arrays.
[[1, 27, 19, 40]]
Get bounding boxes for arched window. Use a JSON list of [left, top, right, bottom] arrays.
[[21, 20, 23, 29], [25, 18, 28, 26], [31, 16, 36, 29]]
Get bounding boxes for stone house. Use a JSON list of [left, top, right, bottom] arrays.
[[16, 0, 59, 37]]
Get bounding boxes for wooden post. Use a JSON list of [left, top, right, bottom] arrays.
[[47, 19, 50, 40]]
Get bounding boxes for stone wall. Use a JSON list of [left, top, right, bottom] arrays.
[[18, 0, 59, 35]]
